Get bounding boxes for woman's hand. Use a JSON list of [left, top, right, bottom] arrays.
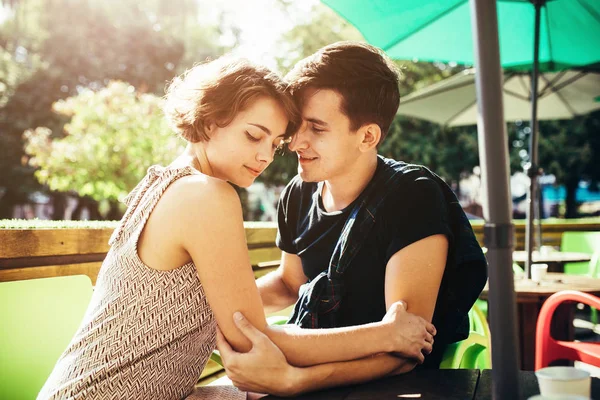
[[216, 313, 301, 397], [382, 301, 437, 363]]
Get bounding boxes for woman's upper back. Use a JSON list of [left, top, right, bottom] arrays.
[[38, 165, 218, 400]]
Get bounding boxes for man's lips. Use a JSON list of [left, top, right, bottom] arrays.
[[245, 166, 263, 177], [298, 154, 318, 164]]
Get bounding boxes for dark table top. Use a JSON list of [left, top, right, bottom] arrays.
[[265, 369, 480, 400], [264, 369, 600, 400]]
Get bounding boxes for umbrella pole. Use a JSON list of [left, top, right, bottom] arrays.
[[525, 0, 543, 279], [469, 0, 519, 397]]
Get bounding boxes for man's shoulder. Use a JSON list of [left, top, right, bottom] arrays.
[[377, 156, 438, 191], [379, 156, 430, 179]]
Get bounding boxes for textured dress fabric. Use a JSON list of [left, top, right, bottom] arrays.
[[38, 166, 244, 400]]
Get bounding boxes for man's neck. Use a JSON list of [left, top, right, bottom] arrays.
[[321, 155, 379, 212]]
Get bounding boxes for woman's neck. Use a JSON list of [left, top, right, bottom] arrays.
[[173, 143, 213, 176]]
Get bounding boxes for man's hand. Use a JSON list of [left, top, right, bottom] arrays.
[[216, 312, 300, 397], [382, 300, 437, 363]]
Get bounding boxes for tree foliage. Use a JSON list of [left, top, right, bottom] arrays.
[[24, 81, 184, 203], [380, 118, 480, 187], [274, 4, 363, 72], [3, 0, 599, 220], [513, 112, 600, 217], [0, 0, 222, 217]]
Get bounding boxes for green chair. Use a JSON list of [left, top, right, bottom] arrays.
[[440, 303, 492, 369], [439, 331, 491, 369], [561, 232, 600, 323], [0, 275, 94, 400], [474, 298, 488, 319], [561, 231, 600, 276], [266, 315, 289, 326], [469, 303, 491, 339]]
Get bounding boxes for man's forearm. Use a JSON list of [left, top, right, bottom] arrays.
[[288, 354, 417, 396], [267, 320, 398, 367], [256, 270, 298, 314]]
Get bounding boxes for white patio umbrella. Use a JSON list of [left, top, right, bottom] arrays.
[[398, 68, 600, 262], [398, 69, 600, 126]]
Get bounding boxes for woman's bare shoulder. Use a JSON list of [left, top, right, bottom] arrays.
[[164, 174, 241, 223]]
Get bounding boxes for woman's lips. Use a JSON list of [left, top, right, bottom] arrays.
[[245, 166, 262, 177]]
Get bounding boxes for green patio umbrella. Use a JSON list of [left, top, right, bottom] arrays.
[[323, 0, 600, 71], [323, 0, 600, 278]]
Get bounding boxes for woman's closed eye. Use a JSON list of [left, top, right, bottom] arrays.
[[245, 130, 261, 142]]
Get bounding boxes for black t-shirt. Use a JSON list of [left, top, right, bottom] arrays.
[[276, 157, 455, 366]]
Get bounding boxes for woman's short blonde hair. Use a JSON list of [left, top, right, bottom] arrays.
[[164, 56, 300, 143]]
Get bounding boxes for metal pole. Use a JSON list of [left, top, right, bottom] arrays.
[[525, 0, 543, 279], [469, 0, 520, 398]]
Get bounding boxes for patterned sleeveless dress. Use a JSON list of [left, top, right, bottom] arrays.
[[38, 165, 245, 400]]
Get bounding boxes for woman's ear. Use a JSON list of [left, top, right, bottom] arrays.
[[203, 120, 217, 139], [358, 123, 381, 152]]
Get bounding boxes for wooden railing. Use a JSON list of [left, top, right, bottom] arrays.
[[2, 220, 600, 283], [0, 223, 281, 283], [495, 220, 600, 250]]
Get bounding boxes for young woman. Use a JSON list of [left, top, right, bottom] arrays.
[[38, 56, 436, 400]]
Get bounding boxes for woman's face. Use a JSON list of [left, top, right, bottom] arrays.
[[204, 96, 289, 188]]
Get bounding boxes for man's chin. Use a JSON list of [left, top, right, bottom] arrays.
[[298, 169, 319, 183]]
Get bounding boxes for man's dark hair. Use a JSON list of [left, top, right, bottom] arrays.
[[285, 41, 401, 144]]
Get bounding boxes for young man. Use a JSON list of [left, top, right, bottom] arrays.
[[216, 41, 487, 396]]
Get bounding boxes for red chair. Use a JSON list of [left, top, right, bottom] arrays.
[[536, 290, 600, 370]]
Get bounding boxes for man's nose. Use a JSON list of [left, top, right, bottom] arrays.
[[288, 122, 309, 152]]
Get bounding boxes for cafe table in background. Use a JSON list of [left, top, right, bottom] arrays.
[[513, 250, 592, 273], [481, 272, 600, 370]]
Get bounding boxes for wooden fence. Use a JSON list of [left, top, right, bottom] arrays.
[[0, 224, 281, 283], [1, 220, 599, 283], [2, 220, 600, 283]]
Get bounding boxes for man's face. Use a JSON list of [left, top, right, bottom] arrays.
[[288, 88, 363, 183]]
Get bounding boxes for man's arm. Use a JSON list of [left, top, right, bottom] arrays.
[[288, 233, 447, 392], [217, 235, 448, 395], [384, 234, 448, 322], [256, 251, 307, 314], [286, 354, 417, 395], [216, 316, 417, 397]]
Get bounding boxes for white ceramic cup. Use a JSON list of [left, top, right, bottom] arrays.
[[535, 366, 591, 398], [531, 263, 549, 283]]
